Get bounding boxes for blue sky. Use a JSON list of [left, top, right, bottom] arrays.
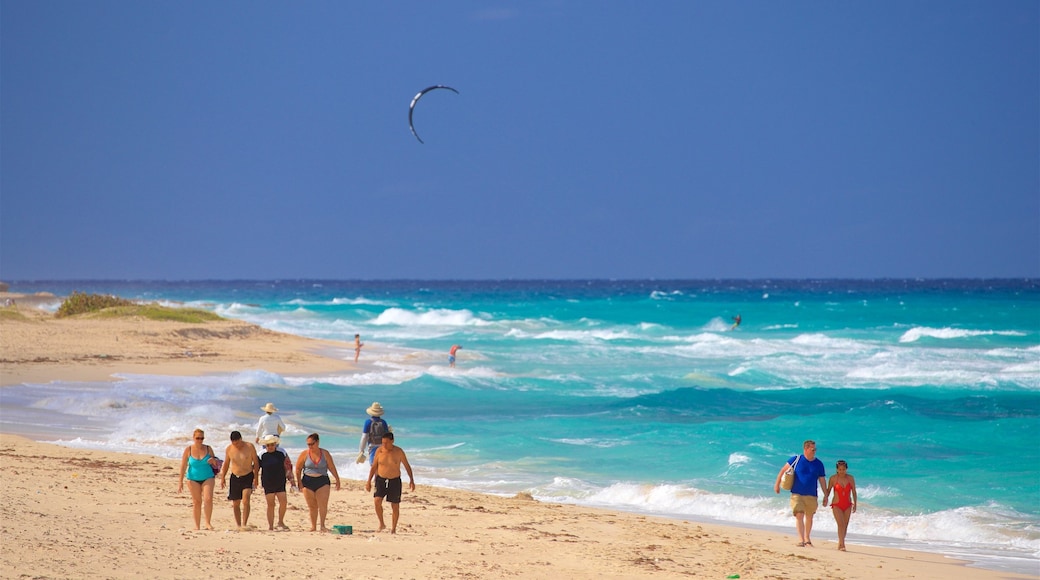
[[2, 1, 1037, 280]]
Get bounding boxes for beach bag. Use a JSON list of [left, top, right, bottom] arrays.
[[780, 455, 801, 491], [211, 446, 224, 476]]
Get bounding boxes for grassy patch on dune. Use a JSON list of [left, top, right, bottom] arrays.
[[94, 305, 224, 323], [57, 292, 223, 323], [0, 308, 28, 321]]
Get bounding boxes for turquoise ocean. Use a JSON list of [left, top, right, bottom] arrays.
[[3, 280, 1038, 574]]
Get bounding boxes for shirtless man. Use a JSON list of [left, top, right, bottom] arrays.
[[354, 334, 364, 363], [220, 430, 260, 531], [365, 432, 415, 534]]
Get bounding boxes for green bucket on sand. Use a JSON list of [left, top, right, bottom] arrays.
[[332, 525, 352, 535]]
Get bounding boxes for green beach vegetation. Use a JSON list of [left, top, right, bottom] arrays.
[[56, 292, 222, 323], [0, 306, 27, 321]]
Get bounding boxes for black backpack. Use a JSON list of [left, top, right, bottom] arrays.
[[369, 418, 388, 445]]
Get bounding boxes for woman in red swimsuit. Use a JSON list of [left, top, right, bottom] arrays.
[[823, 460, 857, 551]]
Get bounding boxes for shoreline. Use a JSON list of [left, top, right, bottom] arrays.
[[2, 433, 1032, 580], [1, 294, 1036, 578]]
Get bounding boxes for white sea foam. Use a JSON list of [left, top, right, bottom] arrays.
[[285, 368, 423, 387], [533, 329, 638, 341], [650, 290, 684, 300], [213, 302, 266, 318], [790, 333, 864, 351], [424, 365, 504, 380], [697, 317, 730, 332], [285, 296, 390, 306], [727, 452, 751, 466], [548, 437, 630, 448], [371, 307, 490, 327], [900, 327, 1026, 343], [522, 481, 1040, 559]]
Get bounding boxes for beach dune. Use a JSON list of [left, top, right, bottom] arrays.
[[0, 292, 355, 386]]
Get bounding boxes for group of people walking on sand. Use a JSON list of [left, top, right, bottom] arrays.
[[177, 400, 413, 534], [774, 439, 858, 550]]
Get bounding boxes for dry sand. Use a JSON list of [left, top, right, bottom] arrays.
[[0, 292, 356, 386], [0, 294, 1033, 579]]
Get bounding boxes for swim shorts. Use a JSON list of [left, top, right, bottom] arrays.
[[448, 355, 455, 364], [301, 474, 331, 492], [374, 476, 403, 503], [790, 494, 818, 516], [228, 472, 254, 501]]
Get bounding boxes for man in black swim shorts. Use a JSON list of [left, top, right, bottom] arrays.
[[373, 474, 403, 503], [229, 472, 254, 501], [219, 430, 260, 531], [365, 432, 415, 534]]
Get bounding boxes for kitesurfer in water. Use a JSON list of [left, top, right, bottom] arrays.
[[731, 314, 742, 330]]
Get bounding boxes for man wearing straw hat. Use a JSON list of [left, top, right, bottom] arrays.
[[256, 403, 286, 446], [357, 402, 391, 465]]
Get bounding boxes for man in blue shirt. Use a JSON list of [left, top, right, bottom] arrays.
[[774, 439, 827, 547]]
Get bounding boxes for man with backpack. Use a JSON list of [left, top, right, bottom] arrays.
[[357, 402, 390, 465]]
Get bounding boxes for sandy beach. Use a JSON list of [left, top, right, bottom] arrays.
[[0, 294, 1033, 579], [0, 291, 356, 387]]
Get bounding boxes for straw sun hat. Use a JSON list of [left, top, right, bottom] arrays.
[[261, 403, 279, 413], [366, 402, 385, 416], [260, 434, 280, 446]]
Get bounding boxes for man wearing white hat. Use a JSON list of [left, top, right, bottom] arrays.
[[256, 403, 286, 446], [357, 402, 391, 465]]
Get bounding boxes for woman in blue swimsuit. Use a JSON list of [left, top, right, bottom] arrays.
[[178, 428, 218, 530], [294, 433, 341, 532]]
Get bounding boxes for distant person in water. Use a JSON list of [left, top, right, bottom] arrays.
[[823, 459, 858, 551], [354, 334, 364, 363], [448, 344, 462, 368], [731, 314, 742, 330]]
